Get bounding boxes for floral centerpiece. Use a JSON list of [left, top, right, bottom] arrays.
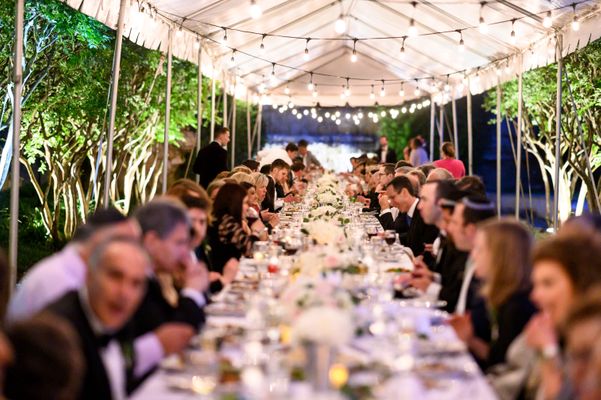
[[292, 247, 368, 277], [302, 220, 345, 245]]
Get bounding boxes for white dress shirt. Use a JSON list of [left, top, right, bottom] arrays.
[[407, 198, 419, 219], [455, 258, 476, 315]]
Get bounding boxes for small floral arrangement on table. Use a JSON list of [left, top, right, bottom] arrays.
[[301, 220, 346, 245], [292, 247, 368, 277], [280, 276, 354, 345]]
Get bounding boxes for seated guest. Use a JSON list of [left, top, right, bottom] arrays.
[[418, 163, 436, 179], [231, 165, 252, 176], [394, 166, 413, 177], [395, 160, 413, 169], [241, 159, 260, 172], [564, 292, 601, 400], [285, 142, 299, 163], [207, 179, 225, 201], [264, 159, 295, 212], [382, 176, 438, 257], [5, 313, 83, 400], [426, 167, 454, 182], [179, 195, 238, 295], [46, 237, 149, 400], [407, 169, 426, 194], [291, 162, 306, 182], [450, 219, 536, 370], [167, 178, 209, 199], [251, 172, 279, 229], [7, 208, 140, 322], [376, 163, 395, 192], [208, 183, 267, 272], [517, 231, 601, 400], [433, 142, 466, 178]]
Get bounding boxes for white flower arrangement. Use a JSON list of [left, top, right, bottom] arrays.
[[302, 220, 345, 245], [292, 306, 354, 346], [292, 246, 366, 277], [280, 276, 354, 319], [306, 205, 339, 221]]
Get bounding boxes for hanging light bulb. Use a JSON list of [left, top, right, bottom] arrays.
[[510, 19, 517, 45], [444, 77, 451, 92], [504, 60, 511, 74], [543, 10, 553, 28], [344, 78, 351, 97], [230, 49, 236, 65], [270, 63, 277, 83], [312, 86, 318, 98], [249, 0, 262, 19], [369, 84, 376, 100], [571, 5, 580, 32], [194, 37, 201, 50], [478, 2, 488, 34], [414, 80, 421, 96], [303, 38, 310, 61], [340, 85, 346, 100], [284, 84, 290, 95], [175, 23, 183, 38], [260, 34, 266, 53], [458, 30, 465, 52], [335, 15, 347, 34], [408, 2, 418, 37], [307, 73, 314, 91], [399, 83, 405, 97], [379, 80, 386, 97], [400, 37, 406, 60], [351, 39, 358, 62], [222, 27, 228, 44]]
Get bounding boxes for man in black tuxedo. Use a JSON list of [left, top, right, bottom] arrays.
[[263, 159, 294, 212], [130, 199, 209, 386], [46, 237, 149, 400], [383, 176, 438, 257], [377, 135, 397, 164], [193, 126, 230, 188]]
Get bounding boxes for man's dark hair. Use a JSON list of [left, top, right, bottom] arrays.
[[215, 126, 229, 137], [241, 159, 260, 172], [72, 207, 127, 242], [134, 199, 190, 238], [462, 196, 495, 226], [418, 164, 436, 178], [180, 194, 211, 212], [291, 162, 305, 172], [381, 163, 395, 176], [285, 143, 298, 152], [386, 176, 415, 197], [395, 160, 413, 169], [5, 313, 84, 400], [298, 139, 309, 148], [259, 164, 272, 175], [456, 175, 486, 197], [272, 158, 291, 170]]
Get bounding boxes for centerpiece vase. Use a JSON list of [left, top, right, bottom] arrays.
[[304, 342, 334, 393]]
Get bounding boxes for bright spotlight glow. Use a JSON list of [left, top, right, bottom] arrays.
[[249, 0, 262, 19], [335, 17, 347, 34]]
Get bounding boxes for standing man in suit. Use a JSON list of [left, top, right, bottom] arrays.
[[298, 139, 322, 169], [377, 135, 397, 164], [46, 237, 149, 400], [383, 176, 438, 257], [193, 126, 230, 188]]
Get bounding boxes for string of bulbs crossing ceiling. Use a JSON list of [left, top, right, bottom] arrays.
[[66, 0, 601, 107]]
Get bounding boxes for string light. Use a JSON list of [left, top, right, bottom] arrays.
[[399, 83, 405, 97], [222, 27, 228, 44], [194, 37, 201, 50], [303, 38, 310, 61], [351, 39, 358, 63], [344, 78, 351, 97], [369, 84, 375, 100], [479, 2, 489, 34], [312, 86, 318, 98], [571, 4, 580, 31], [340, 85, 346, 99], [270, 63, 276, 82], [307, 73, 314, 91], [444, 76, 451, 92], [379, 80, 386, 97], [260, 34, 266, 53], [510, 19, 517, 45], [249, 0, 262, 19], [335, 15, 347, 34], [230, 49, 236, 65], [175, 22, 184, 38], [458, 30, 465, 52], [408, 2, 418, 37], [414, 79, 421, 96], [400, 37, 407, 60], [284, 84, 290, 95], [543, 10, 553, 28]]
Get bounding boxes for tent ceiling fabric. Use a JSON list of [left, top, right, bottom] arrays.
[[65, 0, 601, 107]]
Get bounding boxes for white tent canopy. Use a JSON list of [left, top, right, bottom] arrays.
[[64, 0, 601, 106]]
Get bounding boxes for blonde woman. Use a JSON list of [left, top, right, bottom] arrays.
[[450, 218, 537, 369]]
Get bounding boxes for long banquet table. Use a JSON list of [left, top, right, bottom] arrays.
[[132, 175, 499, 400]]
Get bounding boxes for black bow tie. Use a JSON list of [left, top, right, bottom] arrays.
[[96, 333, 115, 348]]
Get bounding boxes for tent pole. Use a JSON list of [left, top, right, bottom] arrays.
[[553, 35, 564, 231], [103, 0, 127, 207], [195, 44, 202, 183], [467, 81, 473, 175], [9, 0, 25, 295], [231, 93, 236, 168], [162, 28, 173, 194], [429, 97, 435, 162], [438, 103, 444, 158], [451, 94, 459, 159], [496, 82, 502, 218], [515, 55, 523, 219], [223, 74, 228, 128], [210, 76, 216, 141], [246, 93, 251, 159], [256, 105, 262, 154]]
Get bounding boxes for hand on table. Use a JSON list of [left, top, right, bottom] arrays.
[[155, 323, 195, 355], [448, 313, 474, 343]]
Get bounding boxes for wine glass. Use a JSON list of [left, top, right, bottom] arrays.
[[384, 230, 397, 246]]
